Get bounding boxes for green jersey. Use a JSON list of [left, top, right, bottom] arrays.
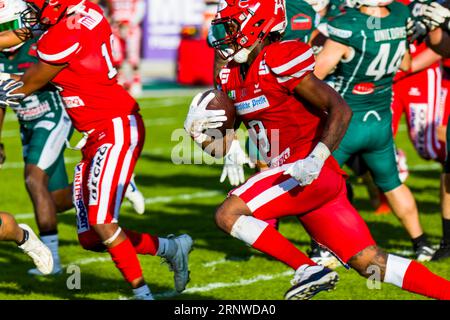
[[327, 3, 410, 112], [208, 0, 320, 47], [283, 0, 320, 42], [0, 39, 63, 123]]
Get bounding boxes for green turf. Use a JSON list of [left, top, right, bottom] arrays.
[[0, 93, 447, 300]]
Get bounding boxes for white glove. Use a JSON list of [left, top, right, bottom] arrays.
[[422, 2, 450, 30], [220, 139, 255, 186], [283, 142, 330, 186], [184, 92, 227, 144]]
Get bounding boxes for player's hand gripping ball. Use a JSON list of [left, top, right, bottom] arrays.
[[184, 89, 235, 143]]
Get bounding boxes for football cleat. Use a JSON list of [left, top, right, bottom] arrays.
[[309, 244, 341, 270], [415, 244, 436, 262], [125, 175, 145, 215], [432, 241, 450, 261], [285, 265, 339, 300], [18, 224, 53, 275], [162, 234, 193, 293]]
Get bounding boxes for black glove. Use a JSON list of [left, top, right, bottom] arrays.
[[0, 143, 5, 168]]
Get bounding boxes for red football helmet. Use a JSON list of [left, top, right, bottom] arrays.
[[211, 0, 287, 63], [23, 0, 85, 27]]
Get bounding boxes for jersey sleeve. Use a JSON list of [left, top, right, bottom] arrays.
[[265, 40, 316, 92], [327, 14, 354, 47], [37, 26, 82, 65]]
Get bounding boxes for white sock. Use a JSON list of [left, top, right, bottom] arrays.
[[156, 237, 177, 258], [133, 284, 154, 300], [384, 254, 411, 288], [41, 234, 60, 268], [230, 216, 269, 246]]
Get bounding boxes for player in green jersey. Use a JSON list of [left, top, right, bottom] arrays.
[[314, 0, 435, 261]]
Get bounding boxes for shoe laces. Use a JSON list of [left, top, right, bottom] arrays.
[[160, 234, 176, 272]]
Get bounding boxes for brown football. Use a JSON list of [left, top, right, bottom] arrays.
[[200, 89, 236, 137]]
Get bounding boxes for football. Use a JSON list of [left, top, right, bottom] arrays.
[[200, 89, 236, 136]]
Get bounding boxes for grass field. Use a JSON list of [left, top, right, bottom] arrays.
[[0, 90, 448, 300]]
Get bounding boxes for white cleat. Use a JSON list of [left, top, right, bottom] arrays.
[[285, 265, 339, 300], [18, 224, 53, 275], [163, 234, 193, 293], [28, 265, 63, 276], [125, 175, 145, 215]]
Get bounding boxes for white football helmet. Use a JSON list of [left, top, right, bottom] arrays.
[[0, 0, 27, 29], [0, 0, 27, 51], [346, 0, 393, 7], [304, 0, 330, 12]]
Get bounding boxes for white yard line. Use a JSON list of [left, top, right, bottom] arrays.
[[118, 270, 293, 300], [14, 190, 223, 220]]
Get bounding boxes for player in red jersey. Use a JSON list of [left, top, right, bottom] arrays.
[[0, 0, 193, 300], [106, 0, 145, 96], [185, 0, 450, 299]]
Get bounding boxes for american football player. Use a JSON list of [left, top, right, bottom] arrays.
[[186, 0, 450, 299], [314, 0, 435, 261], [0, 0, 193, 300]]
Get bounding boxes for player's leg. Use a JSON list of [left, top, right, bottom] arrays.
[[216, 164, 350, 299], [435, 118, 450, 260], [77, 114, 192, 298], [300, 190, 450, 299], [361, 112, 434, 261], [22, 112, 72, 275], [0, 212, 53, 274], [124, 173, 146, 215], [433, 74, 450, 261]]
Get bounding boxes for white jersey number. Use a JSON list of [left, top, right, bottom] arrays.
[[366, 41, 406, 81], [101, 35, 118, 80]]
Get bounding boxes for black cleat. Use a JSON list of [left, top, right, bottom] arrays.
[[432, 241, 450, 261]]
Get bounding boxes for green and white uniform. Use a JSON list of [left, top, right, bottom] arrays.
[[0, 39, 73, 192], [328, 3, 410, 192]]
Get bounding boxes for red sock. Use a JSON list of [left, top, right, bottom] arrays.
[[252, 226, 316, 270], [124, 229, 159, 255], [402, 261, 450, 300], [107, 238, 143, 283]]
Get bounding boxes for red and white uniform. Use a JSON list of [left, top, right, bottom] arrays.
[[37, 2, 144, 229], [392, 41, 448, 163], [109, 0, 144, 69], [219, 40, 375, 263]]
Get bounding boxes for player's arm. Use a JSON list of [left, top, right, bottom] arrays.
[[294, 73, 352, 153], [283, 73, 352, 185], [10, 61, 66, 97], [427, 28, 450, 58], [411, 48, 442, 73], [399, 49, 412, 72], [0, 28, 31, 50], [314, 39, 350, 80]]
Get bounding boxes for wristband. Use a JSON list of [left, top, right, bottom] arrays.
[[0, 73, 11, 81], [310, 142, 331, 162]]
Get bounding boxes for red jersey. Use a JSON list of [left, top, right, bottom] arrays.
[[219, 40, 336, 168], [109, 0, 142, 24], [36, 2, 138, 132]]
